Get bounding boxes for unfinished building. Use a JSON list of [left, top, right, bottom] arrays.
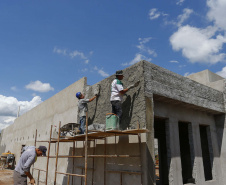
[[1, 60, 226, 185]]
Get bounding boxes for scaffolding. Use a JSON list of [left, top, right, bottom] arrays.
[[33, 114, 148, 185]]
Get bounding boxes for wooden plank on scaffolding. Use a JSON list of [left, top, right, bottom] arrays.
[[106, 170, 142, 175], [56, 171, 85, 177], [49, 129, 148, 142]]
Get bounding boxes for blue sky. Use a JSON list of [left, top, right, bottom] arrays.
[[1, 0, 226, 131]]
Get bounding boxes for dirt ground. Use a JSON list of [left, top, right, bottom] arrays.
[[0, 170, 14, 185]]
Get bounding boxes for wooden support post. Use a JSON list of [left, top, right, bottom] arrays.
[[37, 169, 40, 185], [67, 174, 70, 185], [120, 172, 122, 185], [84, 112, 88, 185], [115, 134, 117, 155], [32, 129, 38, 176], [104, 137, 107, 185], [54, 121, 61, 185], [92, 140, 96, 185], [45, 125, 53, 185], [72, 141, 75, 185], [138, 133, 143, 185]]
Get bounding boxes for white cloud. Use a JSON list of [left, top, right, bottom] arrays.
[[184, 72, 194, 77], [170, 0, 226, 65], [169, 60, 179, 63], [53, 47, 90, 64], [94, 66, 109, 77], [25, 80, 54, 93], [216, 66, 226, 78], [149, 8, 161, 20], [53, 47, 67, 55], [81, 68, 88, 72], [0, 95, 42, 131], [177, 8, 193, 27], [69, 50, 86, 59], [176, 0, 185, 6], [170, 25, 226, 64], [11, 86, 17, 91], [179, 64, 186, 68], [122, 53, 152, 66], [123, 37, 156, 66], [137, 37, 157, 57], [207, 0, 226, 31]]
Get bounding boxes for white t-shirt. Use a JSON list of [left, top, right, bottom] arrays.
[[78, 99, 90, 117], [110, 79, 124, 101]]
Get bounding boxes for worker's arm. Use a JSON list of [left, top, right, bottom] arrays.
[[24, 171, 35, 184], [23, 155, 36, 183], [119, 88, 129, 95], [120, 81, 140, 95], [89, 95, 97, 102]]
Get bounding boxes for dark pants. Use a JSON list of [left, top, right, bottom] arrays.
[[111, 100, 122, 120], [79, 116, 86, 134], [13, 170, 27, 185]]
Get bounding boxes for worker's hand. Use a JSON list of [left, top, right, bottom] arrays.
[[29, 178, 35, 184], [127, 81, 140, 89], [134, 80, 140, 87], [127, 84, 135, 89]]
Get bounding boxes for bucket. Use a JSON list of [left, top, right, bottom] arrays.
[[106, 113, 119, 130]]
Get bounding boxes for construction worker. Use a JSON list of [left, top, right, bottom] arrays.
[[13, 146, 47, 185], [76, 92, 98, 134], [110, 70, 139, 127]]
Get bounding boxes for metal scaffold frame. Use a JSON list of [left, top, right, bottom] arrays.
[[33, 113, 148, 185]]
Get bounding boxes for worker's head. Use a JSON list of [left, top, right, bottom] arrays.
[[115, 70, 124, 80], [76, 92, 83, 99], [36, 146, 47, 156]]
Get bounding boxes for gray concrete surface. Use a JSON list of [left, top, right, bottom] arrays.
[[0, 60, 226, 185], [187, 69, 225, 92]]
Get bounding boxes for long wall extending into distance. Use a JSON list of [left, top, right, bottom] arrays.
[[1, 60, 226, 185]]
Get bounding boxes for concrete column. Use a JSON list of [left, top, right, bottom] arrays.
[[219, 120, 226, 184], [188, 124, 196, 181], [209, 124, 223, 184], [144, 96, 155, 185], [191, 122, 205, 185], [166, 117, 183, 185]]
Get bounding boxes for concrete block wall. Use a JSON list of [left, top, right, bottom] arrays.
[[143, 61, 225, 113], [1, 60, 226, 185], [0, 77, 86, 185], [85, 61, 146, 129], [154, 101, 224, 185]]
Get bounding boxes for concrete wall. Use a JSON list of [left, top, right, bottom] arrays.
[[85, 61, 146, 129], [154, 101, 223, 185], [0, 77, 86, 185], [187, 70, 225, 92], [78, 61, 148, 185], [143, 61, 225, 113], [143, 61, 225, 185], [1, 60, 226, 185]]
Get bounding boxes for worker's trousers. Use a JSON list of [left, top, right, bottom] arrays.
[[79, 116, 86, 134], [111, 100, 122, 122], [13, 170, 27, 185]]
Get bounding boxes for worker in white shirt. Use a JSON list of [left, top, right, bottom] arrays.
[[110, 70, 139, 127]]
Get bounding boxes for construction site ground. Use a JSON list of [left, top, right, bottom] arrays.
[[0, 169, 14, 185]]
